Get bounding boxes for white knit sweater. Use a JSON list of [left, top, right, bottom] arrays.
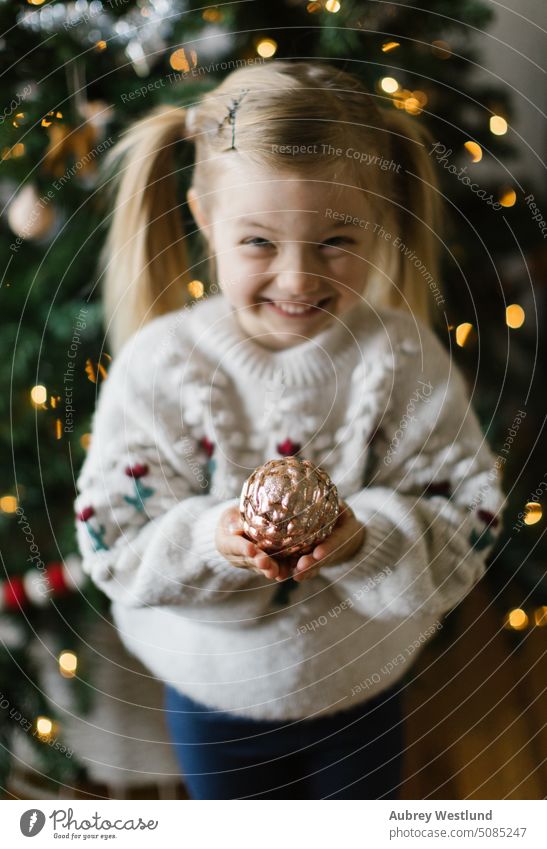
[[74, 294, 504, 721]]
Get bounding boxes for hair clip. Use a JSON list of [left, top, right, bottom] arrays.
[[220, 88, 250, 150]]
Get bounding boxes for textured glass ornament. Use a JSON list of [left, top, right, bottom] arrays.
[[240, 457, 339, 557]]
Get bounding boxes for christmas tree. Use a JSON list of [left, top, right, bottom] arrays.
[[1, 0, 543, 795]]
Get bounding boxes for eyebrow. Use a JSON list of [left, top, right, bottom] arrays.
[[235, 219, 362, 232]]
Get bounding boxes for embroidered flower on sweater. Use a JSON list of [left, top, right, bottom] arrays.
[[470, 508, 500, 551], [123, 462, 155, 512], [277, 438, 302, 457], [76, 506, 108, 551]]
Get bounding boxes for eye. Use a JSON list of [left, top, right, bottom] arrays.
[[321, 236, 354, 250], [241, 237, 273, 247]]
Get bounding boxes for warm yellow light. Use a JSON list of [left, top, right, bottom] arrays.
[[506, 304, 525, 329], [0, 495, 18, 513], [524, 502, 542, 525], [382, 41, 400, 52], [307, 1, 322, 11], [499, 187, 516, 207], [380, 77, 399, 94], [505, 608, 529, 630], [30, 385, 47, 406], [96, 40, 107, 51], [464, 141, 482, 163], [455, 323, 473, 347], [202, 7, 222, 21], [59, 651, 78, 678], [80, 432, 91, 451], [431, 40, 451, 59], [534, 606, 547, 627], [490, 115, 508, 135], [325, 0, 341, 12], [27, 0, 46, 5], [391, 88, 412, 109], [169, 48, 197, 72], [36, 716, 53, 736], [188, 280, 205, 298], [404, 97, 422, 115], [256, 38, 277, 59]]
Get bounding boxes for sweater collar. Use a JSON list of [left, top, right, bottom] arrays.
[[188, 294, 371, 386]]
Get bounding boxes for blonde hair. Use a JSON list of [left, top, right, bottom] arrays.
[[99, 60, 442, 354]]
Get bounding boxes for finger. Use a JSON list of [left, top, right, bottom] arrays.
[[219, 532, 257, 560], [292, 555, 318, 582], [254, 552, 280, 579]]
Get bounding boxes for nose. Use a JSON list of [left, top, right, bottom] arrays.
[[274, 246, 323, 296]]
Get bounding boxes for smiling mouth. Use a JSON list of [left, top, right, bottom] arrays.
[[260, 296, 333, 318]]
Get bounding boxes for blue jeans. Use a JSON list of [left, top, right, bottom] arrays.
[[163, 683, 405, 799]]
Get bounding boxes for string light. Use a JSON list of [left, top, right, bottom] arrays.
[[505, 608, 528, 630], [203, 8, 222, 22], [506, 304, 525, 329], [95, 40, 107, 51], [35, 716, 54, 738], [0, 495, 18, 513], [455, 323, 473, 347], [12, 112, 25, 128], [59, 651, 78, 678], [404, 94, 426, 115], [534, 606, 547, 627], [30, 385, 47, 406], [306, 1, 322, 11], [464, 141, 482, 163], [80, 433, 91, 450], [170, 48, 197, 72], [499, 187, 516, 207], [325, 0, 341, 12], [256, 38, 277, 59], [380, 77, 399, 94], [188, 280, 205, 298], [41, 111, 63, 128], [523, 502, 542, 525], [431, 40, 451, 59], [382, 41, 400, 52], [2, 143, 25, 159], [490, 115, 508, 135]]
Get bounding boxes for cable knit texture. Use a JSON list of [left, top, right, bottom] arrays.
[[74, 294, 505, 721]]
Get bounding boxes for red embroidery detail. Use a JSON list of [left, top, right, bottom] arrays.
[[76, 506, 95, 522], [125, 463, 149, 478], [477, 509, 499, 528], [200, 437, 215, 458], [277, 438, 301, 456]]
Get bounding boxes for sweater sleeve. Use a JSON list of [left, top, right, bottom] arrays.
[[74, 326, 268, 608], [323, 317, 505, 620]]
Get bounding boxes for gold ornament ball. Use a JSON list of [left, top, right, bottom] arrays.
[[239, 457, 339, 557]]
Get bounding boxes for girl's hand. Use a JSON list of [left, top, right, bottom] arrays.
[[291, 501, 366, 583], [215, 505, 293, 582]]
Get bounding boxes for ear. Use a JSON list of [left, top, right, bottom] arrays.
[[187, 187, 210, 233]]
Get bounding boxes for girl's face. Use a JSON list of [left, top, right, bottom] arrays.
[[187, 160, 375, 350]]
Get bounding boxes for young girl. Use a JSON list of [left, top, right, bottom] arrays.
[[75, 60, 504, 800]]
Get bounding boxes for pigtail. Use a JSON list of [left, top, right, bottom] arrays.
[[98, 105, 193, 355], [380, 109, 443, 327]]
